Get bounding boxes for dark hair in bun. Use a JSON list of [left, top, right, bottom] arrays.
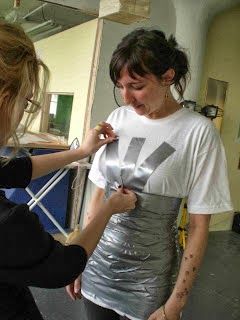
[[110, 28, 189, 99]]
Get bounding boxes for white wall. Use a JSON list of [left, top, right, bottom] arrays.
[[90, 0, 176, 126], [172, 0, 240, 101], [32, 19, 99, 144], [172, 1, 208, 101]]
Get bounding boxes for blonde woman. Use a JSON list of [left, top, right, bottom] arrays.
[[0, 21, 136, 320]]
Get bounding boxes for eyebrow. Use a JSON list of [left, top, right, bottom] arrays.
[[117, 80, 145, 86]]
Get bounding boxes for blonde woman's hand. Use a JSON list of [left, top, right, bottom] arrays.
[[65, 275, 82, 301], [80, 122, 117, 157], [106, 187, 137, 215]]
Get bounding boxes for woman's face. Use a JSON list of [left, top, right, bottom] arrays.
[[0, 92, 32, 145], [116, 66, 168, 119]]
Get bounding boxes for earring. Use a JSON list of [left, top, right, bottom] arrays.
[[165, 90, 169, 99]]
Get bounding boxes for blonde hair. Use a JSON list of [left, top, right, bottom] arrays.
[[0, 20, 49, 149]]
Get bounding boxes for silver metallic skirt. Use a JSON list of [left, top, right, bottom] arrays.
[[82, 139, 182, 319], [82, 185, 182, 319]]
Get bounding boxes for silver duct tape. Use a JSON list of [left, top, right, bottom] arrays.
[[104, 139, 175, 191], [122, 137, 146, 185], [82, 138, 181, 319], [82, 188, 182, 319], [130, 142, 176, 191], [105, 140, 121, 185]]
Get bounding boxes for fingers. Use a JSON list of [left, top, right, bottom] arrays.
[[94, 124, 103, 132], [121, 188, 133, 195], [101, 122, 116, 138], [116, 188, 137, 207], [116, 186, 124, 193], [66, 277, 82, 301], [122, 188, 137, 201], [94, 122, 116, 138], [74, 276, 82, 300], [147, 307, 167, 320], [65, 283, 76, 301], [97, 136, 116, 148], [74, 276, 81, 295], [123, 191, 137, 211]]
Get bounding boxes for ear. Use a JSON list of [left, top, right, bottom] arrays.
[[161, 68, 175, 86]]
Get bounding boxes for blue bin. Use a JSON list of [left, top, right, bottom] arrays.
[[3, 148, 70, 233]]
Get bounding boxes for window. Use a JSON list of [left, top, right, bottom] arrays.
[[41, 93, 73, 139], [206, 78, 228, 109], [205, 78, 228, 131]]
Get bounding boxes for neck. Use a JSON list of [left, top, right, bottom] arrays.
[[146, 94, 182, 120]]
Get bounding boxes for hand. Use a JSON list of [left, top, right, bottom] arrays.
[[106, 187, 137, 215], [148, 305, 181, 320], [65, 225, 80, 246], [80, 122, 117, 157], [65, 275, 81, 301]]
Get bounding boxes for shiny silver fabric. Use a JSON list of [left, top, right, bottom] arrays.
[[82, 139, 182, 320]]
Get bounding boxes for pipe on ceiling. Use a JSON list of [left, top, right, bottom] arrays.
[[23, 3, 48, 20], [25, 20, 53, 33]]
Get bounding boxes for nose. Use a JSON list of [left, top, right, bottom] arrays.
[[121, 88, 135, 105]]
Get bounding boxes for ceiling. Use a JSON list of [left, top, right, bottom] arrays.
[[0, 0, 99, 41], [0, 0, 239, 42]]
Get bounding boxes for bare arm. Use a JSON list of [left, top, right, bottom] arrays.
[[65, 186, 135, 300], [31, 123, 116, 179], [83, 187, 105, 228], [66, 187, 136, 257], [148, 213, 211, 320], [31, 148, 89, 180]]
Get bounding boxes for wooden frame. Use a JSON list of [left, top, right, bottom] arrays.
[[69, 18, 104, 229]]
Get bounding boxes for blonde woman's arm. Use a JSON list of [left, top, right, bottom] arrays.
[[31, 123, 116, 179], [65, 186, 136, 300]]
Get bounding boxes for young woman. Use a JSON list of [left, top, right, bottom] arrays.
[[66, 28, 233, 320], [0, 21, 136, 319]]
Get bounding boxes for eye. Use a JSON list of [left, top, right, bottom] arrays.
[[115, 83, 123, 89], [24, 98, 41, 113], [132, 85, 144, 90]]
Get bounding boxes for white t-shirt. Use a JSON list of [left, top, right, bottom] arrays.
[[89, 106, 233, 214]]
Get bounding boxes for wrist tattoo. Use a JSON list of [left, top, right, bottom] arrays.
[[176, 292, 183, 299], [176, 287, 189, 299], [176, 292, 185, 299], [184, 254, 194, 261]]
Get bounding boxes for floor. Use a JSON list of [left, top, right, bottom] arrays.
[[31, 231, 240, 320]]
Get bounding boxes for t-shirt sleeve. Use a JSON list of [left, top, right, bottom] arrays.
[[187, 126, 233, 214], [0, 203, 88, 288], [88, 147, 106, 189], [88, 110, 119, 189], [0, 157, 32, 188]]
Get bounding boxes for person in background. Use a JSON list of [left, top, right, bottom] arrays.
[[0, 20, 137, 320], [66, 28, 232, 320]]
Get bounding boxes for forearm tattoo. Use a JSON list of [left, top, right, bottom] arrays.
[[176, 253, 196, 300]]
